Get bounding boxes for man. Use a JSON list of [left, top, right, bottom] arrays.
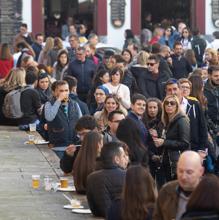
[[14, 23, 33, 48], [44, 80, 81, 158], [66, 34, 79, 62], [67, 46, 96, 102], [170, 42, 193, 79], [86, 142, 127, 217], [137, 55, 170, 99], [88, 33, 99, 47], [19, 66, 41, 130], [96, 50, 115, 73], [60, 115, 98, 173], [104, 110, 125, 142], [204, 65, 219, 144], [153, 151, 204, 220], [127, 93, 148, 145], [31, 33, 44, 61], [165, 78, 208, 151], [63, 75, 90, 115], [191, 28, 207, 67]]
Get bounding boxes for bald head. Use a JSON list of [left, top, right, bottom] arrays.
[[177, 151, 204, 191]]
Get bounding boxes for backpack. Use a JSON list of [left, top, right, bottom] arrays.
[[2, 87, 30, 119]]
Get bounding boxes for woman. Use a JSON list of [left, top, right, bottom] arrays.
[[159, 26, 175, 49], [88, 69, 110, 113], [143, 98, 165, 188], [52, 49, 69, 80], [36, 72, 52, 104], [204, 48, 219, 66], [89, 85, 109, 115], [84, 44, 99, 65], [116, 118, 148, 166], [73, 131, 103, 194], [107, 165, 156, 220], [123, 29, 138, 49], [184, 49, 197, 70], [47, 37, 63, 67], [121, 49, 132, 65], [181, 174, 219, 220], [0, 68, 26, 125], [0, 43, 14, 79], [38, 37, 54, 68], [103, 67, 131, 109], [94, 94, 127, 131], [153, 95, 190, 181], [180, 27, 192, 51]]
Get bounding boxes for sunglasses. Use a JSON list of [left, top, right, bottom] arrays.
[[147, 63, 156, 66], [164, 100, 177, 106]]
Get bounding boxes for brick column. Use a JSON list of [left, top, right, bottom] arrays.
[[32, 0, 44, 36], [131, 0, 141, 35]]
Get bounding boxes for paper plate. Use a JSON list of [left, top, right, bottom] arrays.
[[57, 186, 76, 192], [72, 209, 92, 214], [63, 204, 84, 209], [34, 140, 49, 145]]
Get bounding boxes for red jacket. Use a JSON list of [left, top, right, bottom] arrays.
[[0, 58, 14, 78]]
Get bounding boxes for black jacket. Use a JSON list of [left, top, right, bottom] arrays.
[[181, 210, 219, 220], [86, 163, 126, 217], [171, 54, 193, 79], [162, 112, 190, 175], [204, 80, 219, 130], [136, 69, 170, 99], [186, 98, 208, 151]]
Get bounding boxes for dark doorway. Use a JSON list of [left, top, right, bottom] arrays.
[[142, 0, 191, 29], [44, 0, 94, 39]]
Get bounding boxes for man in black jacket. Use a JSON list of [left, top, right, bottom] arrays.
[[165, 78, 208, 151], [86, 142, 127, 217], [67, 46, 96, 102], [137, 54, 170, 99]]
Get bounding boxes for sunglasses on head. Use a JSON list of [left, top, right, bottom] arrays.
[[164, 100, 177, 106]]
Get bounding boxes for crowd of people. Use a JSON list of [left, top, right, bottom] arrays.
[[0, 19, 219, 220]]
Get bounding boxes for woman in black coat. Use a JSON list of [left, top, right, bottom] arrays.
[[153, 95, 190, 182]]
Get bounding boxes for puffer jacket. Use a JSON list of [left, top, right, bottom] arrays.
[[86, 163, 126, 218], [181, 211, 219, 220]]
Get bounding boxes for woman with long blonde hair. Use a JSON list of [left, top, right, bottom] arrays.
[[152, 95, 190, 182]]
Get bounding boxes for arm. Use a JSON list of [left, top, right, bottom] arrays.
[[44, 100, 61, 121]]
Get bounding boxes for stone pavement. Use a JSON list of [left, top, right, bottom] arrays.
[[0, 126, 103, 220]]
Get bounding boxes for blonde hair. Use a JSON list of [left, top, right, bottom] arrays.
[[205, 48, 218, 65], [2, 68, 26, 92], [43, 37, 54, 54], [161, 95, 182, 127], [137, 50, 149, 66]]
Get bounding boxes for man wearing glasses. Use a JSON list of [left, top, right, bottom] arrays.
[[137, 54, 170, 99]]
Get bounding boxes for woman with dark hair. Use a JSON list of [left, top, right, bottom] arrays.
[[123, 29, 137, 49], [0, 43, 14, 79], [73, 131, 103, 194], [121, 49, 133, 65], [185, 49, 197, 70], [103, 67, 131, 109], [116, 118, 148, 166], [159, 26, 175, 49], [180, 27, 192, 51], [52, 49, 69, 80], [36, 72, 52, 104], [181, 174, 219, 220], [143, 98, 165, 188], [107, 165, 156, 220], [153, 95, 190, 181]]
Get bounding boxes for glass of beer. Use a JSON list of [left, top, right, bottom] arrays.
[[28, 135, 35, 144], [32, 175, 40, 189], [60, 177, 68, 188]]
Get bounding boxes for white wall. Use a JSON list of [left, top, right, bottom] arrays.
[[205, 0, 219, 35], [22, 0, 32, 32], [106, 0, 131, 49]]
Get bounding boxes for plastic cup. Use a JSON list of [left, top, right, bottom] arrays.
[[44, 176, 52, 191], [29, 123, 36, 132], [32, 175, 40, 189], [28, 135, 35, 144], [60, 177, 68, 188]]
